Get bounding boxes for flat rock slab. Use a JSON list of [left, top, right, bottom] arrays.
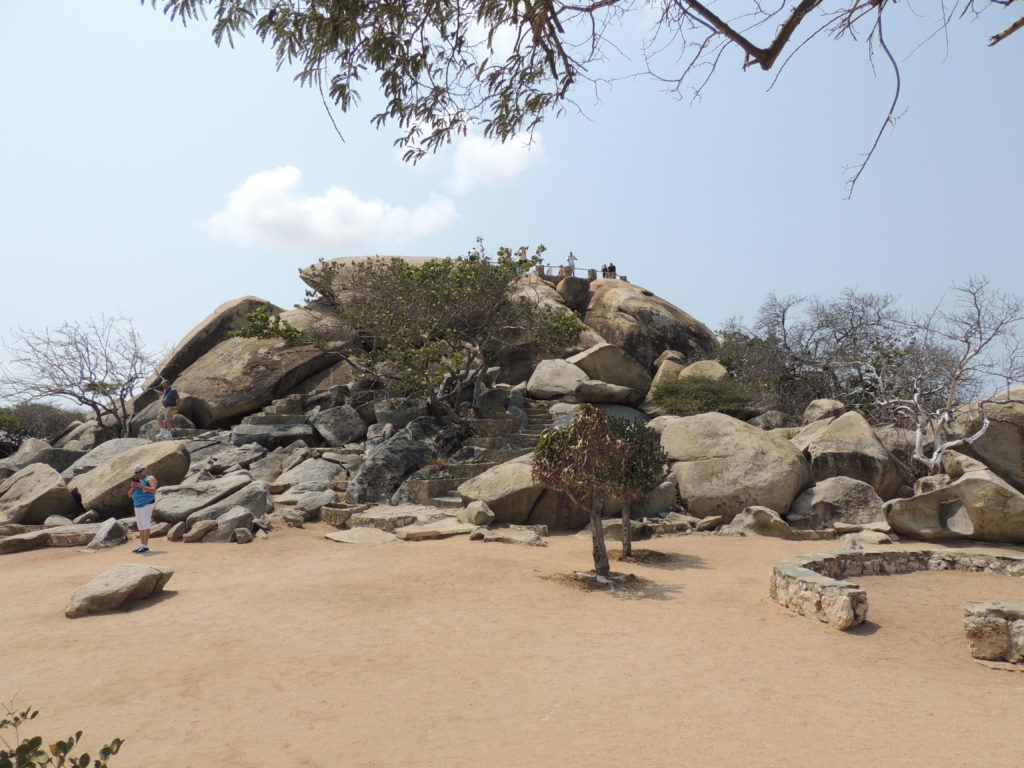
[[348, 504, 441, 531], [65, 564, 174, 618], [0, 523, 104, 555], [395, 519, 477, 541], [325, 528, 397, 544], [469, 528, 548, 546]]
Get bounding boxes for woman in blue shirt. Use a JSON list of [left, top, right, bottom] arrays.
[[128, 464, 158, 554]]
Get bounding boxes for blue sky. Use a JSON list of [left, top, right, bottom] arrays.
[[1, 1, 1020, 369]]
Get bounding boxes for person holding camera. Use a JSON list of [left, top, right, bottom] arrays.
[[128, 464, 158, 554]]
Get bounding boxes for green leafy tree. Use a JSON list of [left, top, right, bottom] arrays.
[[533, 404, 626, 578], [0, 410, 23, 458], [649, 376, 755, 418], [1, 703, 123, 768], [0, 316, 157, 440], [149, 0, 1022, 190], [302, 248, 583, 415], [229, 303, 315, 346], [606, 418, 668, 558]]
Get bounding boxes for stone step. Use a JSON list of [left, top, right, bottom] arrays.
[[428, 494, 464, 510], [242, 413, 309, 426]]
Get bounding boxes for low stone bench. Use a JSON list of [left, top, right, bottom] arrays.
[[770, 548, 1024, 640]]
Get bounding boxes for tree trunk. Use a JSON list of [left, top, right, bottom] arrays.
[[590, 494, 610, 578], [620, 499, 632, 559]]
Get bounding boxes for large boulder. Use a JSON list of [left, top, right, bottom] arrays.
[[62, 438, 149, 480], [581, 280, 717, 368], [885, 453, 1024, 544], [272, 458, 345, 492], [947, 386, 1024, 493], [311, 404, 368, 445], [574, 380, 644, 407], [155, 473, 254, 524], [787, 476, 885, 529], [68, 441, 190, 518], [174, 336, 336, 428], [346, 418, 459, 504], [526, 359, 588, 399], [679, 360, 728, 382], [185, 480, 274, 527], [566, 343, 652, 393], [655, 412, 810, 521], [457, 456, 544, 526], [5, 438, 83, 474], [146, 296, 280, 388], [0, 464, 81, 525], [722, 506, 795, 539], [802, 411, 910, 500], [230, 423, 317, 450], [802, 399, 846, 424], [65, 564, 174, 618], [555, 276, 590, 310], [651, 351, 688, 388]]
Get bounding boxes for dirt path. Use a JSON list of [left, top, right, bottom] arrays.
[[3, 528, 1024, 767]]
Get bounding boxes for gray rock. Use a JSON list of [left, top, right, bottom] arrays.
[[0, 464, 80, 525], [803, 411, 910, 500], [394, 518, 477, 541], [44, 515, 74, 527], [6, 438, 84, 473], [294, 490, 338, 520], [61, 438, 149, 480], [477, 387, 510, 412], [234, 528, 254, 544], [185, 481, 273, 527], [311, 404, 368, 445], [280, 509, 305, 527], [526, 359, 589, 400], [203, 506, 254, 542], [271, 458, 345, 493], [0, 529, 53, 555], [183, 519, 218, 542], [748, 410, 799, 430], [230, 423, 316, 450], [788, 476, 885, 529], [348, 505, 421, 531], [469, 528, 547, 546], [67, 441, 191, 518], [457, 500, 495, 526], [200, 443, 268, 474], [150, 521, 171, 538], [802, 399, 846, 424], [155, 473, 254, 524], [567, 343, 652, 394], [346, 418, 458, 504], [374, 398, 429, 428], [721, 506, 795, 539], [73, 510, 98, 524], [86, 518, 128, 549], [325, 527, 397, 544], [65, 564, 174, 618], [167, 521, 187, 541], [574, 379, 644, 406]]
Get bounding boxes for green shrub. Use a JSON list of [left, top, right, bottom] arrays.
[[649, 376, 754, 417], [230, 304, 315, 346], [1, 703, 123, 768]]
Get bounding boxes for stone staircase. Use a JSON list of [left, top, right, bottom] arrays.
[[241, 394, 307, 425], [402, 400, 555, 510]]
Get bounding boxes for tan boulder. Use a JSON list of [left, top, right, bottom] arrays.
[[651, 352, 687, 388], [555, 276, 590, 310], [657, 412, 810, 521], [802, 411, 910, 500], [567, 343, 652, 393], [68, 441, 190, 518], [174, 336, 336, 427], [65, 564, 174, 618], [526, 359, 588, 400], [885, 453, 1024, 544], [802, 398, 846, 424], [722, 506, 795, 539], [679, 360, 728, 382], [787, 476, 885, 529], [457, 456, 543, 525], [581, 280, 717, 368], [147, 296, 280, 388], [947, 386, 1024, 493], [0, 464, 80, 525]]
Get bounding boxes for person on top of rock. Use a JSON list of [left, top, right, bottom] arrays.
[[128, 464, 158, 554], [606, 261, 616, 278], [566, 251, 577, 276], [157, 379, 179, 438]]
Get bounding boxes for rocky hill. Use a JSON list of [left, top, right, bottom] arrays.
[[3, 259, 1024, 554]]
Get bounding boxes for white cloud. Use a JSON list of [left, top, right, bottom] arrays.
[[447, 133, 544, 194], [207, 166, 459, 250]]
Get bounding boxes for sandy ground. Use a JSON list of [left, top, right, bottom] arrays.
[[3, 527, 1024, 768]]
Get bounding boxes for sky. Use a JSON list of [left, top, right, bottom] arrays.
[[1, 2, 1021, 375]]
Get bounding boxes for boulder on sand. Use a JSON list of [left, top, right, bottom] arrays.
[[0, 464, 80, 525], [65, 564, 174, 618], [802, 411, 910, 500], [68, 441, 190, 519]]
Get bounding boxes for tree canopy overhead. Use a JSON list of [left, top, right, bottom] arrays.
[[150, 0, 1021, 186]]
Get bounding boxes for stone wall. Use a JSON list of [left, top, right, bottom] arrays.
[[963, 601, 1024, 664], [770, 548, 1024, 637]]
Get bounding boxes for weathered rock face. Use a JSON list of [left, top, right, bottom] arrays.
[[374, 398, 429, 428], [0, 464, 81, 525], [230, 423, 316, 450], [185, 481, 273, 527], [749, 410, 799, 430], [65, 564, 174, 618], [147, 296, 281, 388], [948, 387, 1024, 494], [722, 506, 795, 539], [581, 280, 717, 368], [346, 418, 458, 504], [788, 476, 885, 529], [655, 412, 810, 521], [272, 458, 345, 492], [203, 506, 254, 543], [651, 352, 687, 388], [62, 438, 149, 480], [802, 399, 846, 424], [555, 276, 590, 310], [526, 359, 588, 399], [885, 455, 1024, 544], [802, 411, 910, 500], [5, 438, 83, 473], [174, 336, 336, 427], [311, 405, 368, 445], [574, 380, 644, 406], [457, 457, 544, 526], [566, 343, 652, 393], [155, 474, 254, 524], [68, 441, 190, 519], [679, 360, 728, 382]]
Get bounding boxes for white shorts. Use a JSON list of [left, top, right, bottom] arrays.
[[134, 503, 155, 531]]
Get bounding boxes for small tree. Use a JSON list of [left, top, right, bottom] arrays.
[[606, 418, 668, 559], [301, 248, 583, 416], [0, 316, 157, 439], [533, 405, 626, 578]]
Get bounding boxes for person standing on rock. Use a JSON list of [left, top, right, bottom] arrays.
[[566, 251, 577, 276], [156, 380, 179, 438], [128, 464, 158, 554]]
